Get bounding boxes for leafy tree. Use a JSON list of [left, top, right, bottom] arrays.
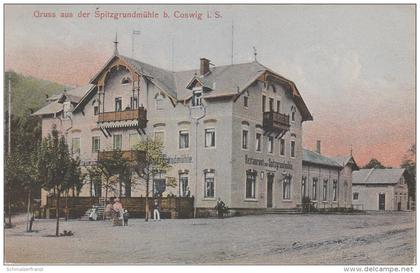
[[362, 158, 387, 169], [96, 150, 129, 217], [63, 157, 85, 220], [36, 128, 72, 236], [132, 138, 171, 221], [86, 165, 103, 197], [401, 144, 416, 200], [4, 153, 24, 227]]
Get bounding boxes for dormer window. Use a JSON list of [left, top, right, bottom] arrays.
[[155, 93, 165, 110], [62, 101, 72, 119], [115, 97, 122, 112], [121, 77, 131, 85], [192, 88, 202, 107]]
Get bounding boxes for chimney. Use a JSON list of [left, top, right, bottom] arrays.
[[200, 58, 210, 75], [316, 140, 321, 154]]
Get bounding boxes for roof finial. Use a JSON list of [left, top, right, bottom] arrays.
[[350, 144, 353, 156], [253, 46, 257, 61], [114, 33, 119, 56]]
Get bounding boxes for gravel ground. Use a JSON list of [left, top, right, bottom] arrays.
[[4, 212, 416, 265]]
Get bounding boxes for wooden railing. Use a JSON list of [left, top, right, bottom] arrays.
[[97, 150, 145, 162], [263, 111, 290, 132], [44, 196, 194, 219], [98, 107, 147, 127]]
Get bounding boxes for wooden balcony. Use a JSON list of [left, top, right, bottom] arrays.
[[98, 150, 146, 162], [263, 111, 290, 136], [98, 107, 147, 128]]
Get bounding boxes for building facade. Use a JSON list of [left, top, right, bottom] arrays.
[[302, 143, 358, 209], [34, 43, 314, 214], [352, 168, 409, 211]]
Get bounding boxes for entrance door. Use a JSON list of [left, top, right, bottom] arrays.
[[378, 193, 386, 210], [398, 202, 401, 211], [267, 175, 273, 208]]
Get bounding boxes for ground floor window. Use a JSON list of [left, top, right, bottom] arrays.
[[179, 173, 189, 197], [72, 137, 80, 154], [246, 170, 257, 199], [353, 192, 359, 200], [301, 176, 307, 199], [332, 180, 338, 201], [322, 179, 328, 201], [312, 178, 318, 200], [204, 171, 215, 198], [113, 134, 122, 150], [283, 176, 292, 200], [153, 172, 166, 197], [92, 136, 100, 153]]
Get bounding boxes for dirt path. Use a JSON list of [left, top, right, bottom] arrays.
[[4, 212, 416, 265]]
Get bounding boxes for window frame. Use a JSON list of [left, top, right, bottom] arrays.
[[255, 132, 262, 152], [290, 140, 296, 158], [115, 97, 122, 112], [71, 137, 81, 155], [192, 88, 203, 108], [268, 136, 274, 154], [91, 136, 100, 153], [204, 171, 215, 199], [245, 170, 257, 200], [113, 134, 122, 151], [280, 138, 285, 156], [242, 129, 249, 150], [204, 128, 216, 148], [179, 130, 190, 150]]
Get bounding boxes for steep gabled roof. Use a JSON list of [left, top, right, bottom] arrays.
[[303, 149, 342, 169], [330, 155, 359, 170], [352, 168, 405, 185]]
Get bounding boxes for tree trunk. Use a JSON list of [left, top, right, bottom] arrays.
[[26, 189, 31, 232], [145, 174, 149, 222], [55, 190, 60, 237], [103, 181, 108, 220]]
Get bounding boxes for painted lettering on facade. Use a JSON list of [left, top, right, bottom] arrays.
[[245, 155, 293, 170], [165, 155, 193, 164]]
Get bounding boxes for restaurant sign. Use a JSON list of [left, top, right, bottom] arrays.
[[245, 155, 293, 170]]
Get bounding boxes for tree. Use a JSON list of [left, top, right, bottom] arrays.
[[362, 158, 387, 169], [63, 157, 85, 220], [132, 137, 171, 221], [4, 153, 24, 228], [401, 144, 416, 201], [96, 150, 129, 218], [36, 128, 72, 236]]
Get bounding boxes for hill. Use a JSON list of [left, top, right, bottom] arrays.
[[4, 71, 67, 118]]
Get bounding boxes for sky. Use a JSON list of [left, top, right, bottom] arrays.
[[4, 4, 416, 167]]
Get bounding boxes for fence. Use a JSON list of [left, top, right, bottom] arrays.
[[44, 196, 194, 219]]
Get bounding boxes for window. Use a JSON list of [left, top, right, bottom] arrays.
[[113, 134, 122, 150], [179, 130, 189, 149], [121, 76, 131, 84], [154, 131, 165, 145], [301, 176, 307, 198], [246, 170, 257, 199], [204, 128, 215, 148], [283, 176, 291, 200], [130, 97, 138, 109], [179, 173, 189, 197], [72, 137, 80, 154], [276, 100, 281, 113], [312, 178, 318, 200], [269, 98, 274, 112], [129, 133, 141, 149], [153, 172, 166, 196], [92, 136, 100, 153], [262, 95, 266, 112], [280, 138, 285, 156], [204, 171, 215, 198], [192, 89, 202, 107], [94, 106, 99, 115], [242, 129, 248, 149], [244, 96, 248, 107], [155, 93, 164, 110], [291, 106, 296, 122], [268, 136, 274, 153], [255, 133, 262, 152], [63, 102, 72, 119], [115, 97, 122, 112], [333, 180, 338, 201], [290, 140, 295, 157], [322, 179, 328, 201], [353, 192, 359, 200]]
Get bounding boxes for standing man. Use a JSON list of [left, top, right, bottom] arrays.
[[153, 199, 161, 221]]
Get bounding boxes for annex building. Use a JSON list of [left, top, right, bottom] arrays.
[[34, 40, 362, 215], [352, 168, 409, 211]]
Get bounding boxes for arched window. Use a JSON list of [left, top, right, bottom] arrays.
[[312, 177, 318, 200], [301, 176, 307, 199], [283, 175, 292, 200], [291, 106, 296, 122], [155, 93, 165, 110], [121, 76, 131, 84]]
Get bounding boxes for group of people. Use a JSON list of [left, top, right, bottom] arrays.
[[104, 198, 129, 226]]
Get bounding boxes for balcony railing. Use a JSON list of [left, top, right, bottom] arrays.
[[98, 150, 146, 162], [263, 111, 290, 133], [98, 107, 147, 128]]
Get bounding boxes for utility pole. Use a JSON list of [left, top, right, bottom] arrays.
[[231, 20, 234, 65]]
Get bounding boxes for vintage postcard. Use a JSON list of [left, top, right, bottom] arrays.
[[2, 3, 417, 270]]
